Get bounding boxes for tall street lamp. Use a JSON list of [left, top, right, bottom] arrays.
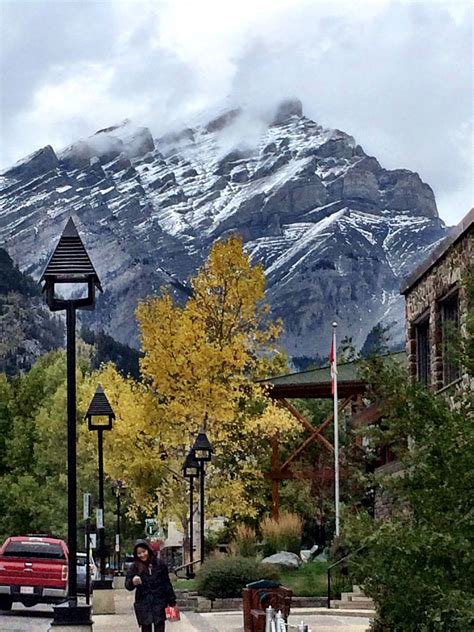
[[191, 429, 212, 564], [182, 450, 200, 577], [40, 217, 101, 628], [85, 384, 115, 585], [111, 479, 127, 574]]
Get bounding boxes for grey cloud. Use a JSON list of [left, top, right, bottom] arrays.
[[1, 1, 119, 115]]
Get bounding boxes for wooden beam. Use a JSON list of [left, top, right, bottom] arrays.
[[280, 397, 353, 470], [280, 398, 334, 453], [265, 469, 346, 481]]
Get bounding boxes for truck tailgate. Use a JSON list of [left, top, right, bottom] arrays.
[[0, 558, 66, 587]]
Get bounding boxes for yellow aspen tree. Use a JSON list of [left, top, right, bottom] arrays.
[[92, 236, 297, 528]]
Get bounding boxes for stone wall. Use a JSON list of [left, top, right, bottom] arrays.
[[405, 228, 473, 391]]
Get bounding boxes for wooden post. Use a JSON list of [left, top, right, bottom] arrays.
[[271, 435, 280, 519]]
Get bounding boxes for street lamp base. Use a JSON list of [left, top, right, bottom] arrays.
[[49, 601, 92, 629]]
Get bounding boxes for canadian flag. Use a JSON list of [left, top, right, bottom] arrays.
[[330, 335, 337, 396]]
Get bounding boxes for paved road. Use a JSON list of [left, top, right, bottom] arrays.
[[0, 604, 53, 631], [0, 597, 371, 632]]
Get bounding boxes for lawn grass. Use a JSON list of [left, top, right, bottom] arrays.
[[279, 560, 329, 596], [172, 576, 197, 591]]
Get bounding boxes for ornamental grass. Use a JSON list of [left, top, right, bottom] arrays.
[[260, 511, 303, 556], [232, 524, 258, 558]]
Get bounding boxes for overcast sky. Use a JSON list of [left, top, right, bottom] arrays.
[[1, 0, 472, 224]]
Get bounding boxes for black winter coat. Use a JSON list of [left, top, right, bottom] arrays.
[[125, 557, 177, 625]]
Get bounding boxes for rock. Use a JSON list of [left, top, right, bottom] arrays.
[[300, 544, 319, 563], [261, 552, 302, 569], [149, 171, 176, 191], [343, 166, 380, 208], [182, 167, 198, 179], [123, 127, 155, 158], [3, 146, 59, 181], [158, 127, 195, 146], [264, 174, 327, 219], [59, 136, 124, 171], [315, 137, 354, 160], [231, 168, 249, 183], [214, 150, 249, 176], [205, 108, 241, 133], [106, 153, 132, 174], [381, 170, 438, 218], [253, 153, 291, 180], [272, 98, 303, 124], [263, 142, 277, 155]]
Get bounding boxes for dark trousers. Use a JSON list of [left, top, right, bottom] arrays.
[[141, 623, 165, 632]]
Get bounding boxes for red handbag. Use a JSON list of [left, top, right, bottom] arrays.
[[165, 605, 181, 622]]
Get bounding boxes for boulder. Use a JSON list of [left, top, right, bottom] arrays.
[[300, 544, 319, 563], [261, 552, 302, 569]]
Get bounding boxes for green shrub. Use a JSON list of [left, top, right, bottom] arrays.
[[196, 556, 280, 600], [261, 512, 303, 556], [232, 524, 258, 557]]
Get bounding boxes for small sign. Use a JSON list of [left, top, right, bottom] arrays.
[[145, 518, 157, 536], [90, 534, 97, 549], [96, 509, 104, 529], [116, 534, 120, 546], [83, 493, 92, 520]]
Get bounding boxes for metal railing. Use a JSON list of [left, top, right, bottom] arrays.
[[327, 546, 366, 608], [173, 559, 201, 580]]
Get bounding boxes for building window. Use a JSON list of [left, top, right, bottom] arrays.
[[415, 319, 431, 385], [441, 292, 460, 385]]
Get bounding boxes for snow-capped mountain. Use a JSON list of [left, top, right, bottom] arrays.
[[0, 99, 447, 358]]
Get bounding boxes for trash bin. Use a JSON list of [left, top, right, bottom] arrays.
[[242, 580, 292, 632]]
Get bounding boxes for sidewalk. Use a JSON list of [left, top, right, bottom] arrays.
[[93, 589, 371, 632]]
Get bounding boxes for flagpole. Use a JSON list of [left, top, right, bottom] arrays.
[[332, 321, 340, 537]]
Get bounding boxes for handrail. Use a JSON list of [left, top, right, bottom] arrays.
[[173, 559, 201, 580], [327, 545, 366, 609]]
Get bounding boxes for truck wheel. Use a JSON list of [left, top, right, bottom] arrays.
[[0, 596, 13, 610]]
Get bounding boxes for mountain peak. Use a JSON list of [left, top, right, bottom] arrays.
[[272, 98, 304, 125], [0, 102, 446, 359]]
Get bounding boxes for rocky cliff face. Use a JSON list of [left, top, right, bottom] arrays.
[[0, 100, 447, 358]]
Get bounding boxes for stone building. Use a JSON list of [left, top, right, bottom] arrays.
[[401, 208, 473, 392]]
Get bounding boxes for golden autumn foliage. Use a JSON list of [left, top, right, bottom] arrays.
[[95, 236, 297, 527]]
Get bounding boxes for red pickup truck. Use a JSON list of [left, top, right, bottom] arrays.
[[0, 535, 68, 610]]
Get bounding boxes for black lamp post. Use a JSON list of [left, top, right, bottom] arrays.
[[182, 450, 200, 577], [85, 384, 115, 585], [190, 429, 212, 564], [40, 217, 101, 627], [111, 479, 126, 574]]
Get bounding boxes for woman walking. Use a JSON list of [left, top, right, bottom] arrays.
[[125, 540, 177, 632]]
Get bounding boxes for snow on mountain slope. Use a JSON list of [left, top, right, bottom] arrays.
[[0, 99, 447, 358]]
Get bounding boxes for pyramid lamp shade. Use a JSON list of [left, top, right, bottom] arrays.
[[85, 385, 115, 431], [191, 429, 213, 463], [40, 217, 102, 311], [183, 450, 200, 479]]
